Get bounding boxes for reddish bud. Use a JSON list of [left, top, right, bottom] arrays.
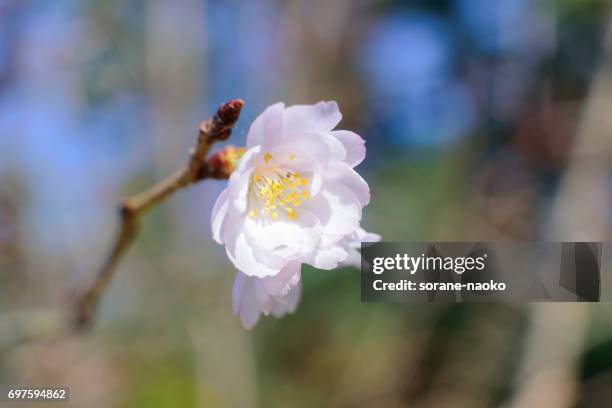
[[208, 145, 246, 178]]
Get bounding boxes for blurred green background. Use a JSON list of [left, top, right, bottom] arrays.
[[2, 0, 612, 406]]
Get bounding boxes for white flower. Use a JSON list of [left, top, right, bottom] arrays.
[[211, 101, 379, 328]]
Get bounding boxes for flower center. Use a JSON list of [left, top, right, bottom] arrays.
[[248, 153, 310, 221]]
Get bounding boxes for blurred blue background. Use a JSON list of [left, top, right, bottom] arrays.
[[2, 0, 612, 407]]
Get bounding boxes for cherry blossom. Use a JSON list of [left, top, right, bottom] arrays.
[[211, 101, 379, 328]]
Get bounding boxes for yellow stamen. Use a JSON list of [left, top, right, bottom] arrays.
[[287, 208, 297, 220], [249, 163, 311, 222]]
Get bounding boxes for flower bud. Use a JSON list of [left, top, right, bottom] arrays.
[[207, 145, 246, 177]]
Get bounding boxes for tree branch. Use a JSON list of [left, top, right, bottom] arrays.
[[73, 99, 244, 329]]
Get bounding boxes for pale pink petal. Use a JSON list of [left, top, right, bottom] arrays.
[[232, 272, 261, 329], [225, 145, 260, 214], [226, 231, 282, 277], [253, 281, 273, 315], [259, 145, 324, 197], [338, 248, 362, 269], [284, 147, 324, 197], [283, 101, 342, 134], [211, 188, 229, 244], [232, 271, 246, 315], [332, 130, 366, 167], [351, 227, 381, 246], [260, 262, 301, 295], [308, 182, 362, 236], [312, 245, 349, 269], [339, 228, 381, 268], [286, 132, 346, 165], [233, 265, 302, 328], [270, 283, 301, 318], [246, 103, 285, 148], [227, 168, 253, 213], [234, 145, 261, 174], [250, 244, 287, 271], [244, 210, 321, 260], [325, 163, 370, 206], [318, 233, 348, 249]]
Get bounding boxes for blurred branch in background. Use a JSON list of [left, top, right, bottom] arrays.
[[0, 100, 244, 353], [507, 304, 588, 408], [397, 304, 526, 408], [548, 13, 612, 242], [73, 99, 244, 329], [508, 12, 612, 408]]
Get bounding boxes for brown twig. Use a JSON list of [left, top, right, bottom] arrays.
[[73, 99, 244, 329]]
